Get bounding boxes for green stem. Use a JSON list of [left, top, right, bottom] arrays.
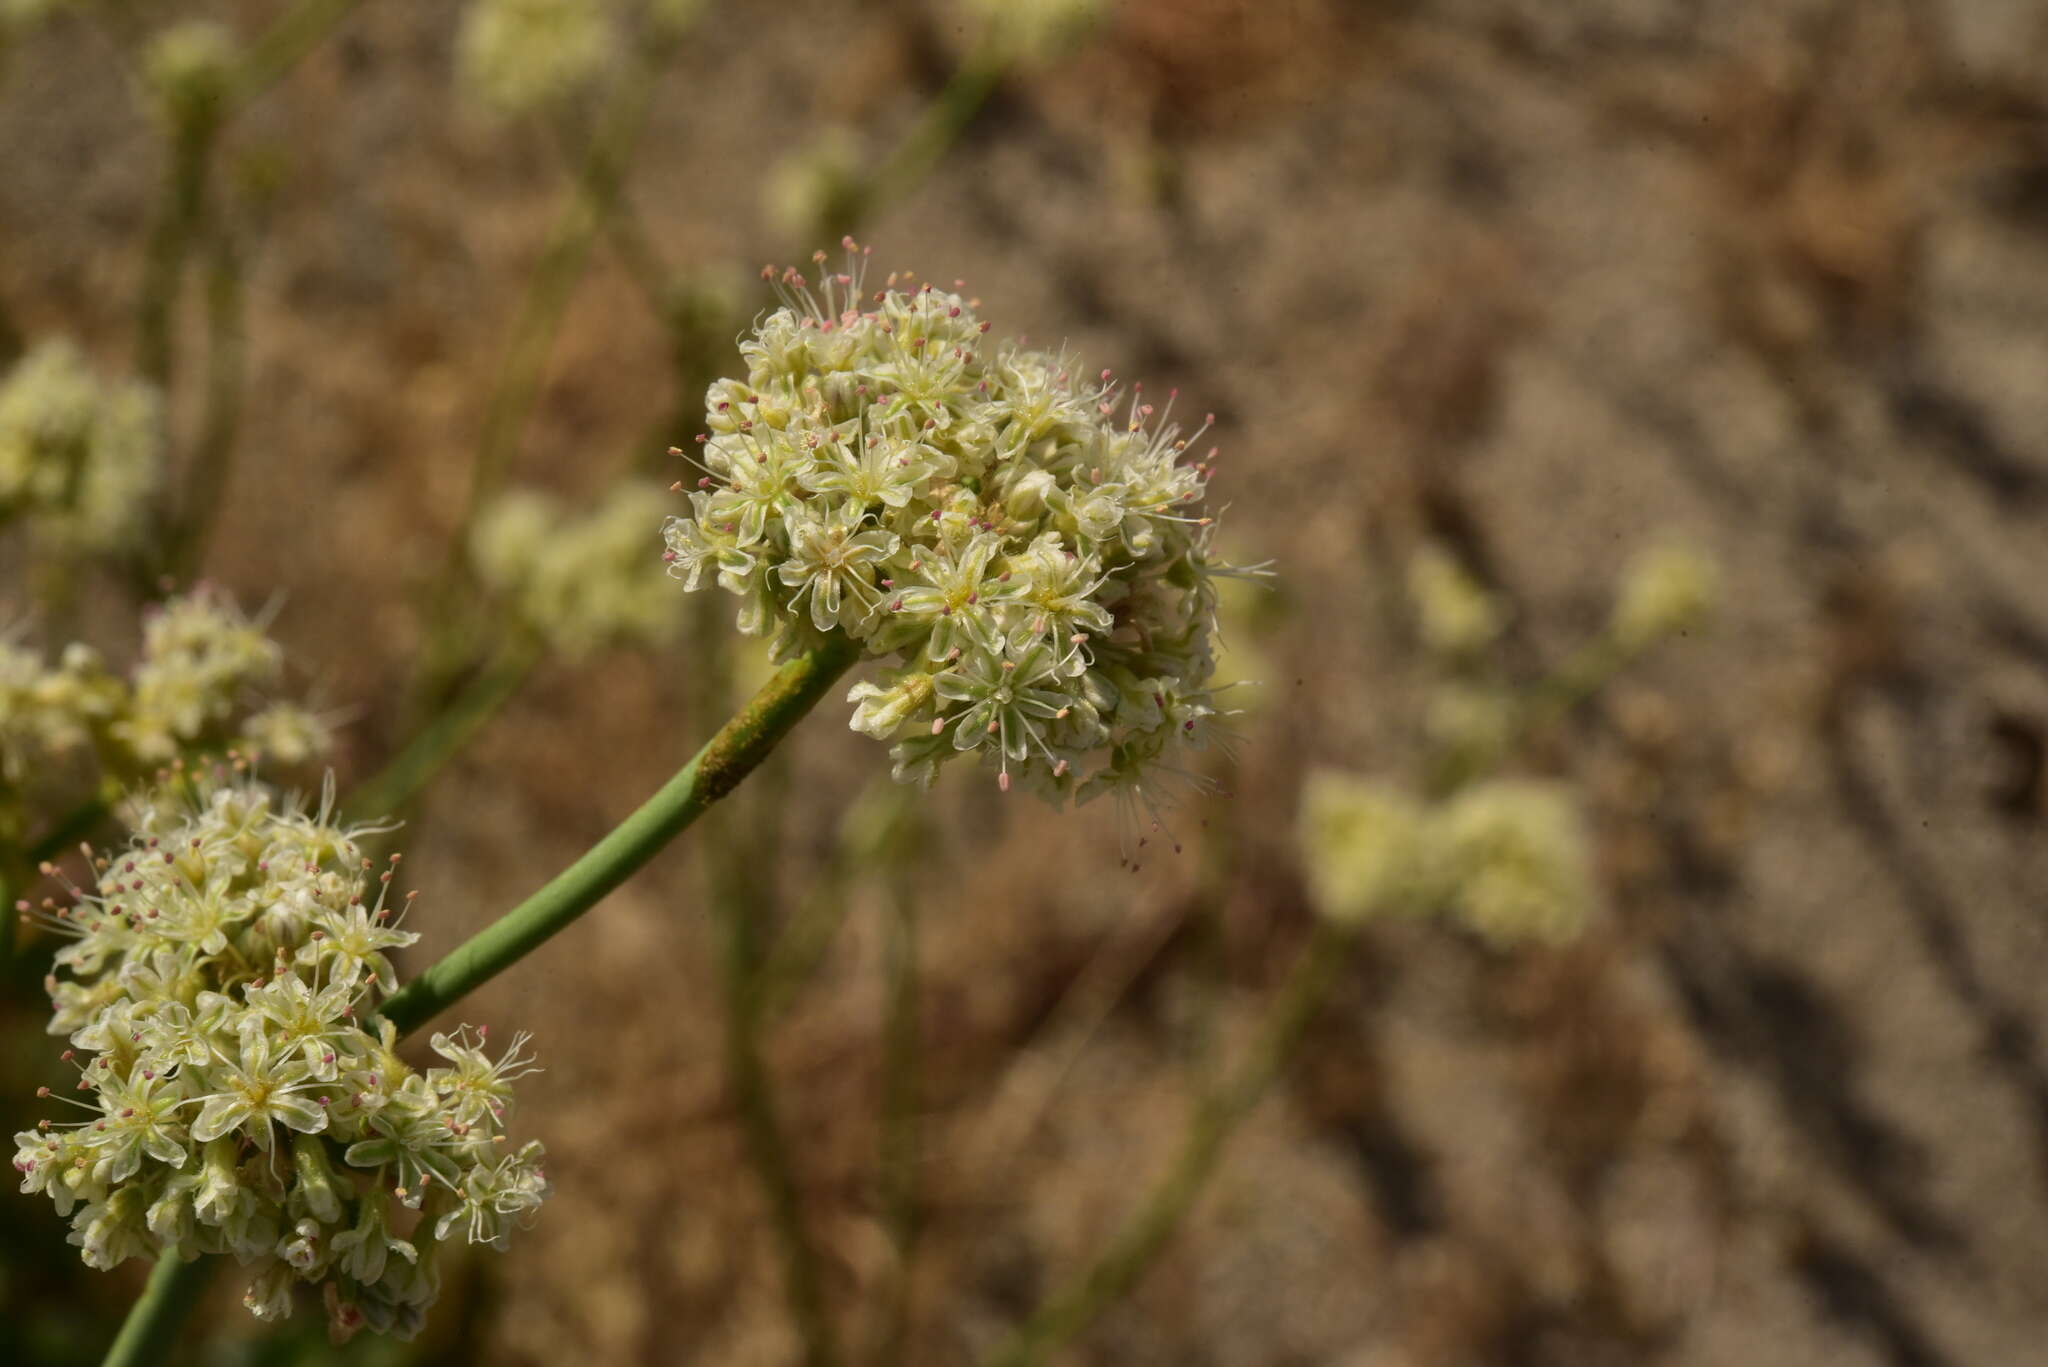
[[979, 918, 1358, 1367], [166, 232, 247, 581], [713, 818, 842, 1367], [135, 116, 216, 392], [101, 1252, 212, 1367], [414, 32, 679, 706], [856, 44, 1009, 230], [100, 634, 861, 1361], [225, 0, 366, 113], [376, 633, 859, 1035], [345, 644, 540, 824], [871, 862, 921, 1366]]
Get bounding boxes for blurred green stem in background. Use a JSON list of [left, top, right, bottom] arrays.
[[711, 783, 842, 1367], [414, 23, 685, 709], [225, 0, 366, 113], [101, 1253, 211, 1367], [851, 39, 1009, 235], [134, 110, 218, 393], [104, 632, 862, 1360], [165, 233, 248, 581], [871, 842, 923, 1367], [980, 916, 1360, 1367], [345, 639, 543, 825]]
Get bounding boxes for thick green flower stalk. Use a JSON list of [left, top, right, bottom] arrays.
[[663, 245, 1243, 825], [12, 776, 546, 1342], [0, 340, 162, 553]]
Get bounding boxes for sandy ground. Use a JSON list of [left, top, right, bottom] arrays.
[[3, 1, 2047, 1364]]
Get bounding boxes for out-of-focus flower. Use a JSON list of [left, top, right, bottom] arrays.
[[472, 480, 677, 657], [764, 127, 867, 243], [1427, 779, 1595, 946], [456, 0, 612, 119], [1407, 544, 1504, 660], [1611, 543, 1718, 651], [1298, 770, 1430, 924], [0, 340, 162, 553], [142, 20, 238, 130], [962, 0, 1106, 65]]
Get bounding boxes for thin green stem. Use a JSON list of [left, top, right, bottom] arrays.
[[134, 116, 216, 392], [871, 861, 921, 1366], [712, 809, 842, 1367], [101, 1252, 212, 1367], [100, 635, 859, 1361], [225, 0, 366, 114], [345, 643, 540, 824], [979, 918, 1358, 1367], [854, 43, 1009, 231], [414, 34, 680, 706], [377, 633, 859, 1035], [166, 232, 247, 580]]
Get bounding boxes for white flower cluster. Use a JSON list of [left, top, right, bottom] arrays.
[[1299, 772, 1594, 945], [456, 0, 611, 119], [0, 587, 330, 799], [12, 778, 546, 1341], [663, 247, 1243, 814], [471, 480, 678, 658], [0, 340, 162, 553]]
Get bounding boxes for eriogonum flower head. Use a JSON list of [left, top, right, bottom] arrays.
[[0, 340, 162, 553], [662, 244, 1254, 824], [13, 773, 546, 1341]]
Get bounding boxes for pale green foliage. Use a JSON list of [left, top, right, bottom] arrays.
[[457, 0, 612, 118], [13, 777, 546, 1342], [471, 480, 677, 657], [0, 340, 162, 553], [662, 250, 1244, 810]]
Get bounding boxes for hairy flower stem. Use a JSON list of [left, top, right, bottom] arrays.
[[980, 918, 1359, 1367], [377, 632, 860, 1034], [413, 29, 679, 710], [101, 1253, 212, 1367]]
